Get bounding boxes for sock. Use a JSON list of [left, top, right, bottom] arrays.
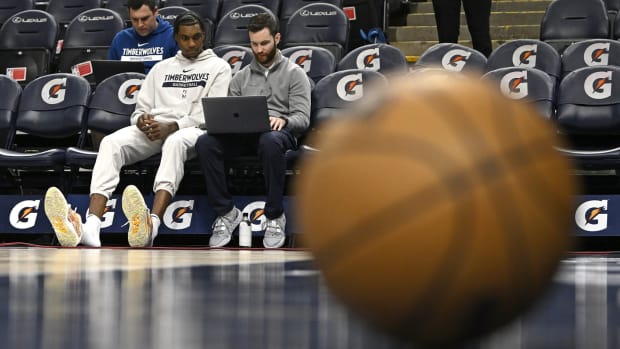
[[81, 214, 102, 247], [151, 214, 160, 240]]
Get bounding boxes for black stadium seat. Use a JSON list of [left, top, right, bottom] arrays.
[[561, 39, 620, 78], [213, 44, 253, 76], [540, 0, 609, 53], [282, 3, 349, 61], [482, 67, 557, 120], [486, 39, 561, 83], [414, 43, 487, 74], [56, 8, 124, 86], [555, 66, 620, 169], [46, 0, 102, 41], [0, 0, 34, 26], [0, 10, 58, 86], [219, 0, 281, 20], [213, 5, 276, 47], [164, 0, 220, 48], [0, 76, 22, 151], [278, 0, 342, 37], [337, 43, 408, 76], [282, 45, 336, 84], [158, 6, 190, 26]]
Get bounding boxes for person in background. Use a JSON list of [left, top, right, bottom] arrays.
[[108, 0, 179, 73], [196, 13, 311, 249], [44, 12, 231, 248], [432, 0, 492, 57]]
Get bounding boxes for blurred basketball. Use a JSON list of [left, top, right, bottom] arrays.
[[295, 72, 577, 347]]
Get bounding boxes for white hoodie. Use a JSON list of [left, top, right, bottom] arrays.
[[130, 48, 232, 129]]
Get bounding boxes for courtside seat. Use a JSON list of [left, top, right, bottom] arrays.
[[540, 0, 609, 53], [561, 39, 620, 78], [0, 10, 58, 86], [213, 44, 253, 76], [278, 0, 342, 37], [213, 5, 277, 47], [56, 8, 124, 86], [164, 0, 220, 48], [281, 3, 349, 61], [158, 6, 189, 26], [482, 67, 557, 119], [0, 76, 22, 150], [0, 73, 90, 191], [282, 45, 336, 84], [414, 43, 487, 73], [45, 0, 102, 41], [219, 0, 280, 20], [0, 0, 34, 26], [486, 39, 561, 83], [555, 66, 620, 169], [336, 43, 408, 77]]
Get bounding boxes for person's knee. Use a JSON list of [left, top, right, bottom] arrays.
[[195, 134, 219, 153]]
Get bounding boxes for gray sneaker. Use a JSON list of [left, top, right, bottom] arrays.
[[209, 207, 242, 248], [263, 214, 286, 248]]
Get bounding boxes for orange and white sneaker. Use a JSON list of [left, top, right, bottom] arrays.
[[122, 185, 153, 247], [44, 187, 82, 247]]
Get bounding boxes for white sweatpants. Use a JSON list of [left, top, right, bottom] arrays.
[[90, 125, 205, 199]]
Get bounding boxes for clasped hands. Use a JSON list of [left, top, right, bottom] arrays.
[[137, 114, 178, 141]]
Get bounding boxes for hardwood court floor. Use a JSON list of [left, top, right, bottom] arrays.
[[0, 246, 615, 349]]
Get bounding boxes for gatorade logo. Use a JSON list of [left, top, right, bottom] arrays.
[[356, 47, 380, 70], [164, 200, 194, 230], [499, 70, 529, 100], [575, 200, 608, 232], [441, 49, 470, 71], [584, 42, 610, 66], [336, 73, 363, 102], [512, 44, 537, 67], [223, 50, 248, 75], [86, 199, 117, 229], [289, 49, 313, 72], [241, 201, 267, 232], [584, 71, 612, 100], [10, 200, 40, 230], [41, 78, 67, 105], [117, 79, 143, 105]]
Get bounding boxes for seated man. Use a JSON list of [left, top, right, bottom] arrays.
[[44, 12, 232, 248], [196, 13, 311, 249], [108, 0, 179, 73]]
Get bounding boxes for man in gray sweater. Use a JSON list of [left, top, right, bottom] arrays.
[[196, 13, 311, 248]]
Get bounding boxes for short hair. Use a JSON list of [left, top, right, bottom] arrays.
[[173, 11, 206, 35], [127, 0, 158, 12], [247, 13, 279, 35]]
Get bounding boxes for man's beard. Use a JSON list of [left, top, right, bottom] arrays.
[[254, 46, 277, 65]]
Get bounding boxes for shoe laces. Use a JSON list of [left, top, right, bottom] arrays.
[[212, 216, 230, 236], [263, 219, 283, 237]]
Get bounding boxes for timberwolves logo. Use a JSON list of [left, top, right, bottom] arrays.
[[41, 78, 67, 105], [223, 50, 247, 76], [356, 47, 380, 71], [164, 200, 194, 230], [87, 199, 117, 229], [336, 73, 364, 102], [584, 42, 610, 66], [499, 70, 528, 100], [117, 79, 143, 105], [584, 71, 612, 100], [10, 200, 40, 230], [289, 49, 313, 73], [441, 49, 470, 71], [242, 201, 267, 232], [575, 200, 608, 232], [512, 44, 537, 67]]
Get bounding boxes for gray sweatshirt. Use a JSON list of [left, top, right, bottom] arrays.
[[228, 50, 311, 137]]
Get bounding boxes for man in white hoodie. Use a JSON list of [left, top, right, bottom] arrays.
[[43, 12, 232, 248]]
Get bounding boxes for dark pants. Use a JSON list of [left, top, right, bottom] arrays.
[[432, 0, 492, 57], [195, 130, 296, 220]]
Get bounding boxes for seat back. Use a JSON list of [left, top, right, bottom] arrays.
[[414, 43, 487, 73], [486, 39, 562, 82], [46, 0, 102, 40], [278, 0, 342, 37], [0, 76, 22, 148], [282, 3, 349, 61], [158, 6, 190, 26], [213, 44, 253, 76], [0, 10, 58, 86], [561, 39, 620, 78], [213, 5, 276, 47], [282, 45, 336, 83], [57, 8, 124, 85], [336, 43, 408, 76], [219, 0, 280, 20], [0, 0, 33, 25], [164, 0, 220, 47], [482, 67, 557, 119], [540, 0, 609, 53]]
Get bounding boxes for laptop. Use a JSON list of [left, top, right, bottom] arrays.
[[202, 96, 271, 134], [91, 60, 145, 85]]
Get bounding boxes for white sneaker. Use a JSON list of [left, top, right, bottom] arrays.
[[263, 214, 286, 248], [122, 185, 153, 247], [209, 207, 242, 248], [44, 187, 82, 247]]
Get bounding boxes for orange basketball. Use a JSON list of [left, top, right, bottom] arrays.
[[295, 72, 577, 347]]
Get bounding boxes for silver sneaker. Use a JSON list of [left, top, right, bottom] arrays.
[[44, 186, 82, 247], [209, 207, 242, 248], [122, 185, 153, 247], [263, 214, 286, 248]]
